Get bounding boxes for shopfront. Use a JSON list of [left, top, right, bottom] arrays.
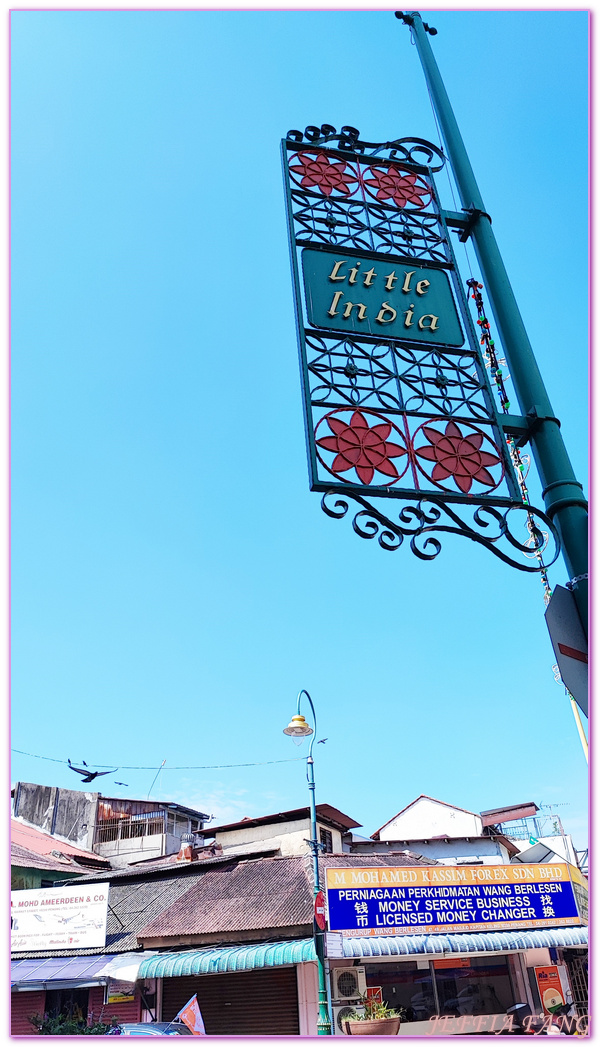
[[365, 956, 514, 1022], [10, 955, 144, 1035], [328, 952, 523, 1035], [138, 938, 318, 1036], [325, 861, 588, 1035]]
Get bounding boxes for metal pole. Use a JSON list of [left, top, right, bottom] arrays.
[[396, 11, 588, 637], [296, 690, 332, 1035], [569, 695, 589, 762]]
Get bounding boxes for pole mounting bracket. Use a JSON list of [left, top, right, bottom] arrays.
[[458, 206, 492, 242], [500, 407, 562, 448]]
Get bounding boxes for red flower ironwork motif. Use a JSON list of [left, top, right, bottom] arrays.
[[289, 152, 357, 196], [316, 410, 406, 485], [363, 165, 430, 209], [414, 421, 502, 494]]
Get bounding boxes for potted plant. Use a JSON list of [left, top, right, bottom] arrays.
[[343, 996, 405, 1036]]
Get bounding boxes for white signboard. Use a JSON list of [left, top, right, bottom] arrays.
[[11, 883, 109, 952]]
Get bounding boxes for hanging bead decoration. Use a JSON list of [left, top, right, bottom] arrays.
[[466, 279, 552, 604]]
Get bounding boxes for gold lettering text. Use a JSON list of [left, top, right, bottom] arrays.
[[418, 314, 439, 331], [404, 305, 415, 328], [363, 267, 377, 287], [343, 301, 367, 320], [402, 271, 416, 293], [328, 260, 346, 282], [416, 279, 430, 295], [327, 291, 344, 317], [376, 301, 397, 324], [384, 271, 398, 291], [348, 263, 361, 284]]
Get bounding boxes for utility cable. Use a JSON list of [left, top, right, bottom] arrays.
[[11, 748, 307, 770]]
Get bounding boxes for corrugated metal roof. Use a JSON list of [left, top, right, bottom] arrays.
[[11, 843, 80, 873], [136, 924, 588, 980], [11, 820, 109, 867], [138, 940, 316, 979], [138, 856, 313, 940], [11, 953, 118, 986], [209, 804, 361, 834], [138, 854, 431, 942], [341, 926, 588, 958]]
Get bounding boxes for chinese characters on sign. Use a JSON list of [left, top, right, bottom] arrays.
[[325, 865, 582, 936]]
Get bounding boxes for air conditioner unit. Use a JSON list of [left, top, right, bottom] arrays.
[[332, 1003, 365, 1035], [332, 966, 367, 1002]]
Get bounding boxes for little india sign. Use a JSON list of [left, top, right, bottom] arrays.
[[302, 249, 464, 347], [325, 865, 584, 936]]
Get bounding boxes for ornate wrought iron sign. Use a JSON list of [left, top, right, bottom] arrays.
[[282, 125, 559, 570]]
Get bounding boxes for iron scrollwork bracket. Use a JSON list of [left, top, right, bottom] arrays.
[[285, 124, 446, 171], [321, 489, 561, 572]]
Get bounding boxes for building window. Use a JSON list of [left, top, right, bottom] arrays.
[[433, 957, 514, 1017], [366, 962, 435, 1023], [44, 988, 89, 1022], [365, 957, 515, 1023], [319, 828, 333, 853]]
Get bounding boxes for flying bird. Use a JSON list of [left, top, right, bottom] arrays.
[[68, 759, 117, 783], [114, 782, 129, 787], [317, 738, 328, 744]]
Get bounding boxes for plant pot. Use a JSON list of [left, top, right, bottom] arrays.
[[343, 1017, 401, 1036]]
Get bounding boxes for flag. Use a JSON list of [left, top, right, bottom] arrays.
[[175, 994, 206, 1035]]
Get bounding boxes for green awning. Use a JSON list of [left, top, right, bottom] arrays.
[[137, 939, 316, 979]]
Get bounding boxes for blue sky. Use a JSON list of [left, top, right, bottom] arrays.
[[10, 9, 589, 849]]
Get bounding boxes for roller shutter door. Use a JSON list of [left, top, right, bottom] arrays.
[[162, 966, 299, 1035]]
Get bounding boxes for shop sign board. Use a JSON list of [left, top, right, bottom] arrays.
[[568, 863, 588, 923], [314, 890, 326, 930], [534, 965, 568, 1015], [11, 883, 109, 952], [325, 864, 582, 936], [324, 931, 344, 958], [106, 981, 136, 1005]]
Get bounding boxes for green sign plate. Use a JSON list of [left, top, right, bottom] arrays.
[[302, 249, 464, 347]]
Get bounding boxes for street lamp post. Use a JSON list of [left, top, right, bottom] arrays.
[[283, 690, 332, 1036], [395, 11, 588, 637]]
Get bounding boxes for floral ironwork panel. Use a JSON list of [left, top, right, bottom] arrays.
[[287, 147, 450, 263], [305, 332, 495, 421], [312, 407, 509, 501], [282, 127, 559, 571]]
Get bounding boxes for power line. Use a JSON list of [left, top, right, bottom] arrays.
[[11, 748, 307, 771]]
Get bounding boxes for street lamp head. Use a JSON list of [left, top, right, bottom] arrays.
[[283, 714, 314, 738]]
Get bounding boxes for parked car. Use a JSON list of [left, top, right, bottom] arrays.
[[106, 1022, 193, 1036]]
